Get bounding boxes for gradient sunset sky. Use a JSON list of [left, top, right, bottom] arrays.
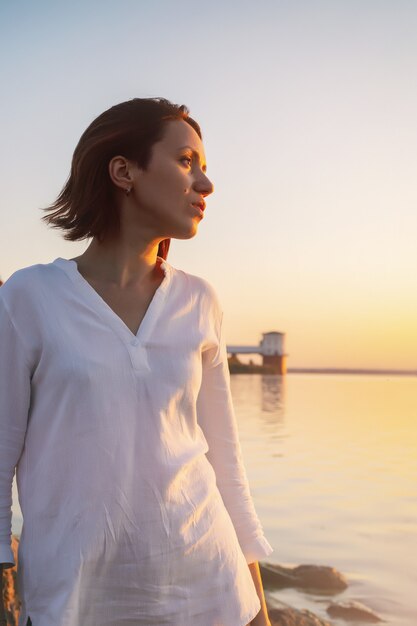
[[1, 0, 416, 369]]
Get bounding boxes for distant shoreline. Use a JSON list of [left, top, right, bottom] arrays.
[[287, 367, 417, 376], [228, 360, 417, 376]]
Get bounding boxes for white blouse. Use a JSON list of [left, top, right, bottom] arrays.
[[0, 257, 273, 626]]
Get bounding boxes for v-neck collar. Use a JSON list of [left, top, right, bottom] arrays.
[[52, 256, 173, 348]]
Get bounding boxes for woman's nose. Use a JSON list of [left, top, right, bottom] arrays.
[[194, 172, 214, 196]]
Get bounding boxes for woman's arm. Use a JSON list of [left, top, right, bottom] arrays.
[[0, 294, 32, 569], [196, 291, 273, 626], [196, 305, 274, 563]]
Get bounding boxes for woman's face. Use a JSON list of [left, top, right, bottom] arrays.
[[129, 119, 214, 240]]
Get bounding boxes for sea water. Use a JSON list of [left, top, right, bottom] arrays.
[[233, 373, 417, 626]]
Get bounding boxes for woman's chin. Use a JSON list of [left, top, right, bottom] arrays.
[[173, 220, 201, 240]]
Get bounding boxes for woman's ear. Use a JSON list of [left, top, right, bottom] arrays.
[[108, 155, 134, 193]]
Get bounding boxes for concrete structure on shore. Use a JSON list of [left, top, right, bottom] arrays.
[[226, 331, 287, 375]]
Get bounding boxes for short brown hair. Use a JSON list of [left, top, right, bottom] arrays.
[[41, 97, 202, 259]]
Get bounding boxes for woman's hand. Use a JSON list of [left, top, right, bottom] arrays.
[[247, 562, 272, 626], [249, 616, 272, 626], [0, 565, 7, 625]]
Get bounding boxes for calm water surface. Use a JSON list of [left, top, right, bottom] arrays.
[[231, 373, 417, 626], [12, 373, 416, 624]]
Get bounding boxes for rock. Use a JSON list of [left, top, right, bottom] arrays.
[[260, 562, 348, 592], [327, 601, 384, 622], [1, 535, 20, 626], [268, 605, 333, 625], [265, 593, 334, 625]]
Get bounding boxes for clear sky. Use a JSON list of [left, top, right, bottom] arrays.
[[1, 0, 416, 369]]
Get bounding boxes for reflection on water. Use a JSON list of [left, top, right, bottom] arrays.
[[260, 374, 285, 416], [230, 373, 417, 626]]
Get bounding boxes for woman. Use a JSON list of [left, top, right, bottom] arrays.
[[0, 97, 273, 626]]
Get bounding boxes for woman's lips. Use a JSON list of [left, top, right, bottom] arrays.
[[191, 203, 204, 217]]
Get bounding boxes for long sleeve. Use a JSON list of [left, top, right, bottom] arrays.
[[196, 306, 274, 565], [0, 295, 31, 568]]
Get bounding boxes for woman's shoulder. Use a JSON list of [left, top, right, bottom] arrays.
[[173, 265, 223, 314], [0, 260, 62, 308]]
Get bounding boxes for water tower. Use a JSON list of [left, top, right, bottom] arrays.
[[260, 331, 287, 374]]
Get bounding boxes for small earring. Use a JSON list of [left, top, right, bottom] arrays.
[[125, 186, 132, 196]]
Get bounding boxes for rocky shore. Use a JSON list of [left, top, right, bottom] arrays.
[[1, 537, 20, 626], [2, 535, 384, 625]]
